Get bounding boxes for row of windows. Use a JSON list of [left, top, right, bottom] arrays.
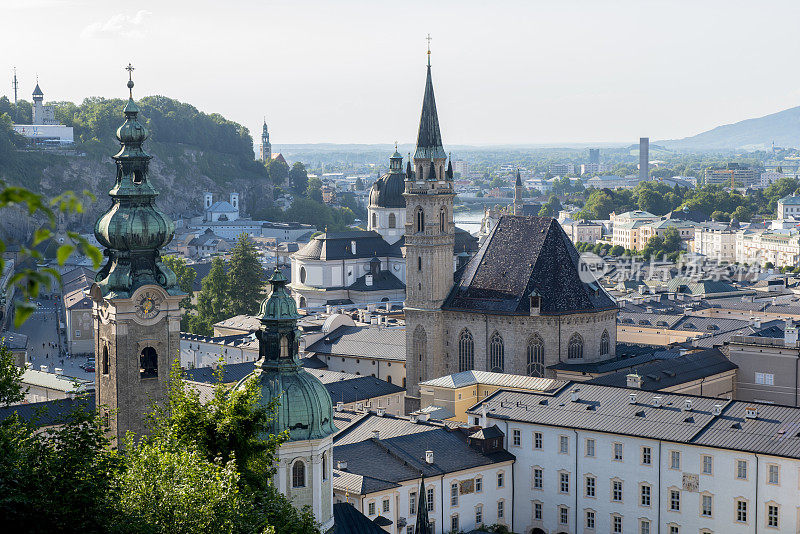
[[455, 329, 610, 375], [371, 212, 398, 229], [406, 475, 503, 516], [413, 206, 448, 234]]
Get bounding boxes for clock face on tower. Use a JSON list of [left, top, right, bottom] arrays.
[[135, 290, 162, 319]]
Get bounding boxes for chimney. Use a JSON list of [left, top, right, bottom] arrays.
[[571, 388, 580, 402], [40, 365, 49, 373], [372, 429, 381, 440], [335, 401, 344, 412], [425, 450, 434, 464], [683, 399, 693, 412], [745, 406, 758, 419], [628, 393, 637, 404], [785, 322, 798, 346], [626, 373, 642, 389], [653, 396, 663, 407], [54, 368, 63, 375], [712, 404, 723, 416], [336, 460, 348, 470]]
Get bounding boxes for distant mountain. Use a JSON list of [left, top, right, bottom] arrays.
[[661, 106, 800, 151]]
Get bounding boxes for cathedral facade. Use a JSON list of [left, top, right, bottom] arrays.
[[404, 59, 617, 397]]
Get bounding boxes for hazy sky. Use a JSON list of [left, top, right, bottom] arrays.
[[4, 0, 800, 146]]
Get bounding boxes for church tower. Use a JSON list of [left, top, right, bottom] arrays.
[[513, 169, 524, 215], [235, 269, 336, 531], [404, 45, 455, 398], [260, 120, 272, 163], [91, 65, 183, 445]]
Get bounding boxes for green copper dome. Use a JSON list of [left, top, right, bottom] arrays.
[[93, 70, 179, 298], [237, 269, 336, 442]]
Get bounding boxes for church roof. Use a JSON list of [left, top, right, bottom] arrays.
[[414, 65, 447, 161], [207, 200, 238, 213], [443, 216, 617, 315], [368, 171, 405, 209], [294, 231, 402, 261]]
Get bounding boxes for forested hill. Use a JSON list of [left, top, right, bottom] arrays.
[[0, 95, 271, 232], [661, 105, 800, 151]]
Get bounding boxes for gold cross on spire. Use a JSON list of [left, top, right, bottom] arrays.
[[426, 34, 432, 66], [125, 63, 135, 98]]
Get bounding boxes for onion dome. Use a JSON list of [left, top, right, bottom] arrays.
[[92, 65, 179, 298], [236, 268, 336, 441]]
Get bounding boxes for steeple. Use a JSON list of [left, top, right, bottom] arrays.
[[260, 118, 272, 163], [514, 168, 524, 215], [93, 64, 178, 298], [415, 476, 432, 534], [414, 46, 446, 162]]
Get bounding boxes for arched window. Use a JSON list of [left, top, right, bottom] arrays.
[[526, 335, 544, 377], [458, 329, 474, 372], [439, 207, 447, 233], [299, 266, 306, 284], [388, 213, 396, 228], [386, 375, 392, 384], [415, 207, 425, 233], [298, 296, 306, 308], [568, 333, 583, 360], [489, 332, 504, 373], [292, 460, 306, 488], [417, 256, 422, 271], [140, 347, 158, 378], [371, 212, 377, 228], [322, 452, 328, 481], [413, 326, 427, 372], [600, 330, 610, 356], [102, 346, 109, 375], [280, 335, 289, 358]]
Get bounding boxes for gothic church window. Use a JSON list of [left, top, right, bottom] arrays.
[[415, 207, 425, 233], [526, 335, 544, 377], [102, 346, 109, 375], [140, 347, 158, 378], [439, 207, 447, 233], [372, 213, 377, 228], [489, 332, 504, 373], [417, 256, 422, 271], [600, 330, 610, 356], [568, 333, 583, 360], [458, 329, 474, 372], [292, 460, 306, 488], [389, 213, 396, 228]]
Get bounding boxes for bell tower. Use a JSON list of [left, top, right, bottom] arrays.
[[260, 119, 271, 163], [404, 41, 455, 398], [91, 64, 184, 445]]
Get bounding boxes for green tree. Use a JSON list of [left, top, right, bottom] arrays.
[[162, 256, 197, 330], [226, 234, 265, 318], [610, 245, 625, 256], [267, 159, 289, 186], [538, 195, 562, 217], [732, 205, 752, 222], [288, 162, 309, 194], [189, 257, 230, 336], [354, 176, 365, 191], [0, 345, 24, 406], [305, 177, 323, 203]]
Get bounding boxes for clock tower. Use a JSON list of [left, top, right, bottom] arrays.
[[91, 65, 184, 444]]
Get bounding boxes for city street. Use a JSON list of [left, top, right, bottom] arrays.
[[17, 295, 94, 382]]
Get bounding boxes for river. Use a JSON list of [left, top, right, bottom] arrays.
[[454, 209, 484, 235]]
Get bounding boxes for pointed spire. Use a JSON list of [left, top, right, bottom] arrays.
[[515, 168, 522, 187], [415, 476, 432, 534], [446, 156, 453, 181], [406, 159, 413, 180], [414, 48, 446, 161]]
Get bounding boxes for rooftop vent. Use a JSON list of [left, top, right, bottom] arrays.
[[683, 399, 693, 412], [425, 450, 434, 464], [54, 368, 63, 375], [571, 388, 580, 402], [628, 393, 637, 404], [712, 404, 723, 416], [417, 413, 430, 422], [336, 460, 348, 470], [745, 407, 758, 419], [410, 414, 418, 424], [39, 365, 48, 373], [335, 402, 344, 412], [372, 429, 381, 440], [653, 396, 663, 408], [376, 408, 386, 417]]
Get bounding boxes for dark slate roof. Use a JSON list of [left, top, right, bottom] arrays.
[[332, 503, 386, 534], [305, 325, 406, 360], [520, 204, 542, 217], [454, 227, 479, 254], [368, 171, 405, 209], [468, 425, 504, 439], [0, 395, 94, 427], [300, 355, 328, 369], [294, 231, 401, 261], [333, 414, 514, 490], [32, 83, 43, 96], [184, 361, 255, 384], [443, 216, 616, 315], [471, 384, 800, 460], [414, 65, 447, 161], [348, 270, 405, 292], [587, 348, 737, 390], [549, 349, 680, 374]]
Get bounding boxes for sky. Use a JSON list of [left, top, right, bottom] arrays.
[[4, 0, 800, 146]]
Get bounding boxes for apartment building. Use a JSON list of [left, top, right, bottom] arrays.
[[693, 222, 738, 263], [470, 384, 800, 534]]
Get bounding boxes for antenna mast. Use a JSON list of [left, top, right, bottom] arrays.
[[12, 67, 18, 105]]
